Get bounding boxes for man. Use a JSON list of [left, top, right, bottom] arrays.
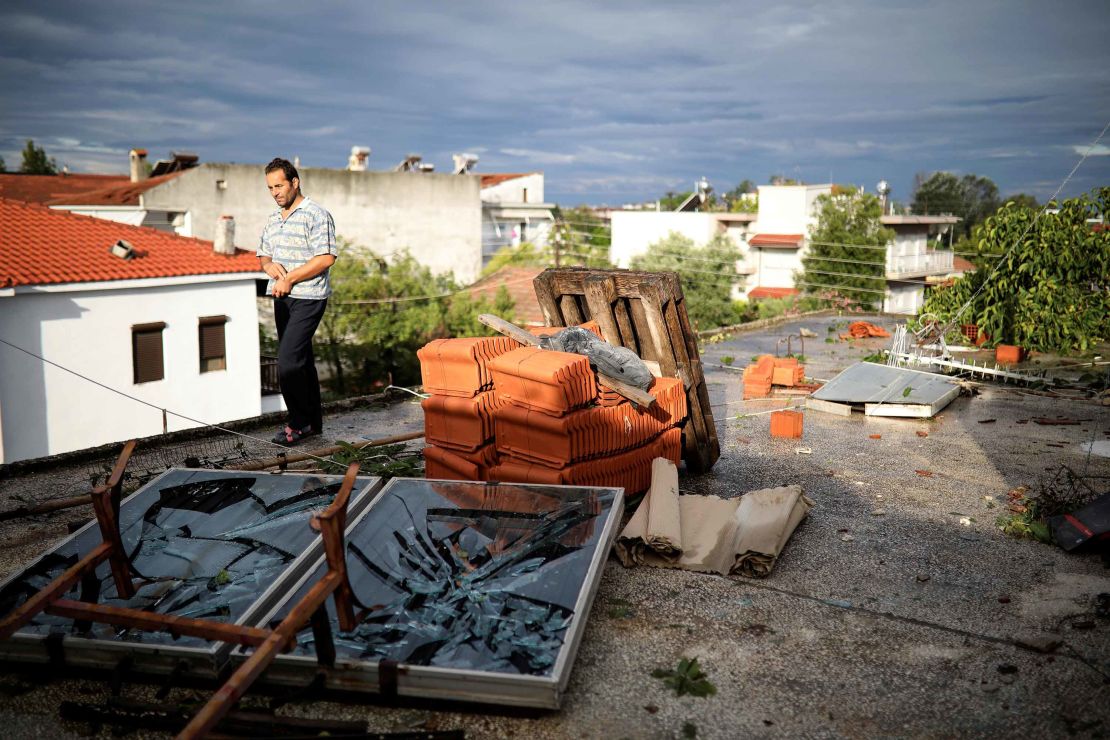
[[257, 158, 337, 444]]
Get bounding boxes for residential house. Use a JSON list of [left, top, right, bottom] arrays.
[[611, 182, 960, 313], [0, 198, 266, 464], [464, 265, 546, 326], [609, 209, 756, 300], [480, 173, 555, 265]]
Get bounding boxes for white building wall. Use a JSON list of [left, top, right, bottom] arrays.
[[481, 173, 545, 204], [751, 184, 831, 235], [142, 164, 483, 284], [750, 249, 805, 291], [48, 205, 192, 236], [609, 212, 721, 266], [884, 282, 925, 314], [0, 280, 261, 463]]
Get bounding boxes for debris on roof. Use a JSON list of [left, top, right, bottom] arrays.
[[616, 458, 813, 577], [807, 362, 960, 418]]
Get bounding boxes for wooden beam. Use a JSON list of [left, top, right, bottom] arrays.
[[177, 571, 343, 740], [0, 542, 112, 640], [45, 600, 274, 647]]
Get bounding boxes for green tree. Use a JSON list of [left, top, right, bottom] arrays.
[[724, 180, 758, 212], [0, 155, 6, 173], [911, 171, 1000, 238], [19, 139, 57, 175], [551, 205, 612, 266], [629, 232, 744, 330], [801, 191, 895, 309], [318, 245, 514, 395], [920, 187, 1110, 352], [659, 191, 693, 210], [1002, 193, 1038, 210]]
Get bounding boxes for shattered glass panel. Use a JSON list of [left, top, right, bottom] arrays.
[[262, 480, 619, 677], [0, 470, 360, 650]]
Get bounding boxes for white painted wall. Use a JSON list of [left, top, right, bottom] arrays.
[[0, 279, 261, 463], [49, 206, 191, 236], [884, 282, 925, 314], [749, 248, 804, 291], [141, 164, 483, 284], [610, 212, 722, 266], [751, 184, 831, 235], [481, 173, 545, 204]]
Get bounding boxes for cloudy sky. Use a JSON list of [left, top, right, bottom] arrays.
[[1, 1, 1107, 205]]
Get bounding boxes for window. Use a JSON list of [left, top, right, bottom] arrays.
[[132, 322, 166, 384], [198, 316, 228, 373]]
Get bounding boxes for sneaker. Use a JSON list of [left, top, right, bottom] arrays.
[[271, 424, 320, 445]]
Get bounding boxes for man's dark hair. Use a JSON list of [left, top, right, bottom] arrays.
[[265, 157, 299, 182]]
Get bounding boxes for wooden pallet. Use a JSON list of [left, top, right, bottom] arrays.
[[532, 268, 720, 473]]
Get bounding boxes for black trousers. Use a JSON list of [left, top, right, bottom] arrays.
[[274, 296, 328, 431]]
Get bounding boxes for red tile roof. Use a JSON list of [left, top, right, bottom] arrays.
[[0, 198, 260, 288], [952, 256, 976, 272], [748, 233, 804, 248], [0, 173, 129, 204], [46, 172, 183, 206], [480, 173, 531, 189], [747, 286, 799, 300], [465, 265, 545, 325]]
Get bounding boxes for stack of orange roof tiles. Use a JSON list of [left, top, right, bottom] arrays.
[[742, 354, 806, 399], [419, 322, 687, 495]]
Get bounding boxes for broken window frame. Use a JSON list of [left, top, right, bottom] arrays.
[[234, 478, 624, 709]]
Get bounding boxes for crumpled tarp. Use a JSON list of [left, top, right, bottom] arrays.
[[615, 458, 813, 577], [541, 326, 654, 390]]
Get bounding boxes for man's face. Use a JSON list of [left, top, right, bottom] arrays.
[[266, 170, 300, 208]]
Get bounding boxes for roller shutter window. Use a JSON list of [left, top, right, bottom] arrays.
[[199, 315, 228, 373], [132, 322, 166, 384]]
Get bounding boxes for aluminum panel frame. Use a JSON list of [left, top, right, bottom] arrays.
[[236, 477, 624, 708], [0, 469, 383, 677]]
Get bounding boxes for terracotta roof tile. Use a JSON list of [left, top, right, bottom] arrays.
[[952, 255, 977, 272], [465, 265, 545, 325], [46, 172, 183, 206], [748, 233, 804, 248], [747, 286, 799, 299], [0, 173, 129, 205], [479, 173, 532, 189], [0, 198, 260, 288]]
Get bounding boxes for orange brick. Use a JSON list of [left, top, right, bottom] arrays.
[[995, 345, 1025, 364], [770, 410, 803, 438]]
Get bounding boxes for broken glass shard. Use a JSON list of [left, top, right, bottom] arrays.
[[251, 479, 621, 690]]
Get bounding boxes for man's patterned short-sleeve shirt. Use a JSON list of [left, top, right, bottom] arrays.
[[258, 197, 337, 299]]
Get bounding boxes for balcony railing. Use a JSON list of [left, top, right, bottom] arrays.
[[260, 355, 281, 396], [886, 249, 954, 279]]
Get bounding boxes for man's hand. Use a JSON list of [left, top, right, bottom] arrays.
[[271, 278, 293, 298], [264, 262, 288, 280]]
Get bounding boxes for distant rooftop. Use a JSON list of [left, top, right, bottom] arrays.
[[480, 173, 533, 189], [47, 172, 184, 207], [0, 173, 129, 205]]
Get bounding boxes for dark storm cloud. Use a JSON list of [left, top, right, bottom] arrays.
[[0, 0, 1106, 204]]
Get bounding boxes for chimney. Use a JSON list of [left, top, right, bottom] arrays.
[[347, 146, 370, 171], [214, 215, 236, 255], [129, 148, 148, 183]]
